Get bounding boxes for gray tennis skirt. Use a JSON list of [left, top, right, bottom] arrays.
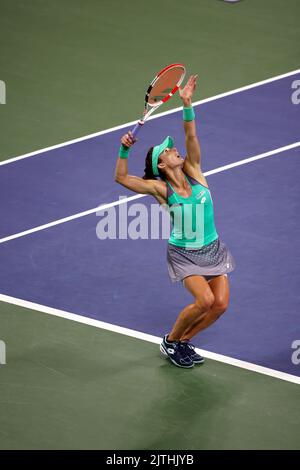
[[167, 237, 236, 283]]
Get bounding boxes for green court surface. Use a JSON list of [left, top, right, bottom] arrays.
[[0, 0, 300, 451], [0, 301, 299, 450], [0, 0, 300, 160]]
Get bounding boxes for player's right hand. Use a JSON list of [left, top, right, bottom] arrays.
[[121, 131, 137, 148]]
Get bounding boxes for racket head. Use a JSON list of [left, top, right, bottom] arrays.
[[145, 63, 186, 108]]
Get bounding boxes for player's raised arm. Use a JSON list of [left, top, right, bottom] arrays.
[[115, 132, 163, 197], [179, 75, 202, 170]]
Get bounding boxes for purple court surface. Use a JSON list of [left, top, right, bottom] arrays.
[[0, 73, 300, 377]]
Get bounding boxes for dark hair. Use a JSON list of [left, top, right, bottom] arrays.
[[142, 147, 165, 180]]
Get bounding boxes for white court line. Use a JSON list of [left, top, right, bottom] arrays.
[[0, 68, 299, 167], [0, 141, 299, 244], [0, 194, 145, 244], [0, 293, 299, 385]]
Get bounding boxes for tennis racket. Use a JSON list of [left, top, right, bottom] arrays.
[[131, 63, 186, 138]]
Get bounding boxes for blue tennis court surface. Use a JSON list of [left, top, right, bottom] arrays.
[[1, 73, 300, 378], [1, 74, 299, 238]]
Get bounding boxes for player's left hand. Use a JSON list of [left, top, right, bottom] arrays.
[[179, 74, 198, 103]]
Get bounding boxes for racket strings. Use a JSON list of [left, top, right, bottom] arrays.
[[146, 65, 185, 106]]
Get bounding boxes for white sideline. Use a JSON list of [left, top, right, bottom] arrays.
[[0, 293, 299, 385], [0, 68, 299, 167], [0, 141, 299, 244]]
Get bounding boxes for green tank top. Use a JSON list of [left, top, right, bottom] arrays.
[[166, 173, 218, 249]]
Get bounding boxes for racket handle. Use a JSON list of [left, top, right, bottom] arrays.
[[131, 120, 144, 138]]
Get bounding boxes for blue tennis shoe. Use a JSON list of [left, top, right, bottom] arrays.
[[160, 334, 194, 368], [179, 340, 205, 364]]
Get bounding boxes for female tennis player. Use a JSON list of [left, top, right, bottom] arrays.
[[115, 75, 235, 369]]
